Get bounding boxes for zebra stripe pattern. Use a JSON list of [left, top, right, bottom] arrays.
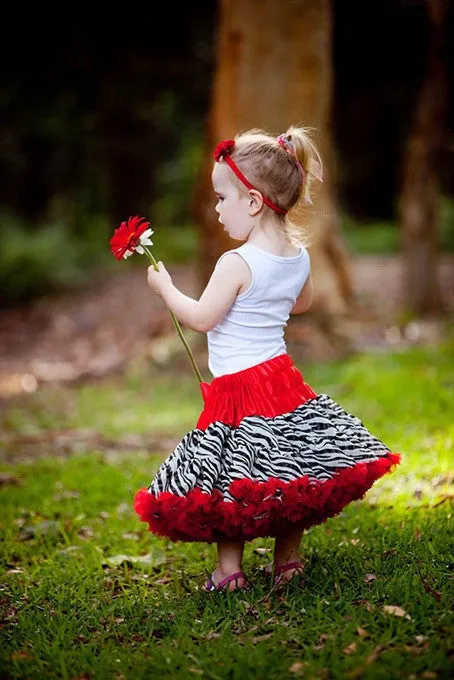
[[149, 394, 390, 502]]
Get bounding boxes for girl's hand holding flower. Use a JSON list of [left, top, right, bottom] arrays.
[[147, 262, 172, 295]]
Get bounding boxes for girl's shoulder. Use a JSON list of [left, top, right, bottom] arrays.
[[215, 247, 252, 273], [216, 245, 247, 265]]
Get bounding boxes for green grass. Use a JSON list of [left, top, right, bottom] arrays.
[[1, 340, 453, 679], [341, 218, 401, 254], [340, 197, 454, 254]]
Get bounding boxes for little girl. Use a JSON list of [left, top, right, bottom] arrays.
[[134, 126, 401, 592]]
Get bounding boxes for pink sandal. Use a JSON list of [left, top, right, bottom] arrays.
[[203, 570, 249, 592], [269, 561, 305, 586]]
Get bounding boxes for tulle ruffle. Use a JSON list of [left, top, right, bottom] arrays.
[[134, 452, 401, 542]]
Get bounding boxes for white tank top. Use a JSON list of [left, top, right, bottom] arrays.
[[207, 242, 310, 377]]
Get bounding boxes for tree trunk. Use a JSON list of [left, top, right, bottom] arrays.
[[398, 0, 448, 315], [194, 0, 353, 315]]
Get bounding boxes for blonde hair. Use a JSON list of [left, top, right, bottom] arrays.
[[228, 126, 323, 243]]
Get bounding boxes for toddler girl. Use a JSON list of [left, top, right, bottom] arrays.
[[134, 126, 401, 592]]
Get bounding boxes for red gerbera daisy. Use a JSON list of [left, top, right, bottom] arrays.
[[109, 215, 153, 261]]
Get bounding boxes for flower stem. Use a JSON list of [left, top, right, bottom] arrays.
[[143, 245, 203, 384]]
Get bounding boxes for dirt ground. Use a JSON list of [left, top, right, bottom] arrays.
[[0, 254, 453, 397]]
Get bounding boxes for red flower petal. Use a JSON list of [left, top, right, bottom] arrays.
[[109, 215, 150, 260]]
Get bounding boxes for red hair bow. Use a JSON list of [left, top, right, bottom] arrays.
[[213, 139, 235, 161]]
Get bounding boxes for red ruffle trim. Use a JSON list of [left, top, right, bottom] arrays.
[[196, 354, 317, 430], [134, 453, 401, 543]]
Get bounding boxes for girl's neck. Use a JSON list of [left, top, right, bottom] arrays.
[[246, 220, 299, 257]]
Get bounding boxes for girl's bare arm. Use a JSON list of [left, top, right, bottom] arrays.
[[290, 273, 313, 314], [147, 253, 251, 332]]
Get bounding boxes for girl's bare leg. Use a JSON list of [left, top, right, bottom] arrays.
[[272, 530, 304, 582], [211, 540, 246, 590]]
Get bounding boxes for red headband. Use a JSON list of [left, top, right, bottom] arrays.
[[213, 139, 287, 215]]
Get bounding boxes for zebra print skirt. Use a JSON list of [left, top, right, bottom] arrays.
[[134, 354, 401, 543]]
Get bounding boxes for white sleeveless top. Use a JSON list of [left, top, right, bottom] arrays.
[[207, 243, 310, 377]]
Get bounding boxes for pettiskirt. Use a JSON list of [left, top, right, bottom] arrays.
[[134, 354, 401, 542]]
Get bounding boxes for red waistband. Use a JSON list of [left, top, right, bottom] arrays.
[[196, 354, 317, 430]]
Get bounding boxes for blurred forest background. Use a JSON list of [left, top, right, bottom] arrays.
[[0, 0, 453, 389]]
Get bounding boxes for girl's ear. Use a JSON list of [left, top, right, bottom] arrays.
[[248, 189, 263, 215]]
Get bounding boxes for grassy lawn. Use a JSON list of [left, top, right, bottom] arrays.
[[0, 339, 453, 679]]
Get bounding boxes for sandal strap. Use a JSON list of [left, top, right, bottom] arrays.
[[216, 571, 246, 590], [274, 561, 304, 576]]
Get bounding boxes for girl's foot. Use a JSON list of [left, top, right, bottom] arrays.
[[265, 560, 305, 586], [203, 568, 249, 592]]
